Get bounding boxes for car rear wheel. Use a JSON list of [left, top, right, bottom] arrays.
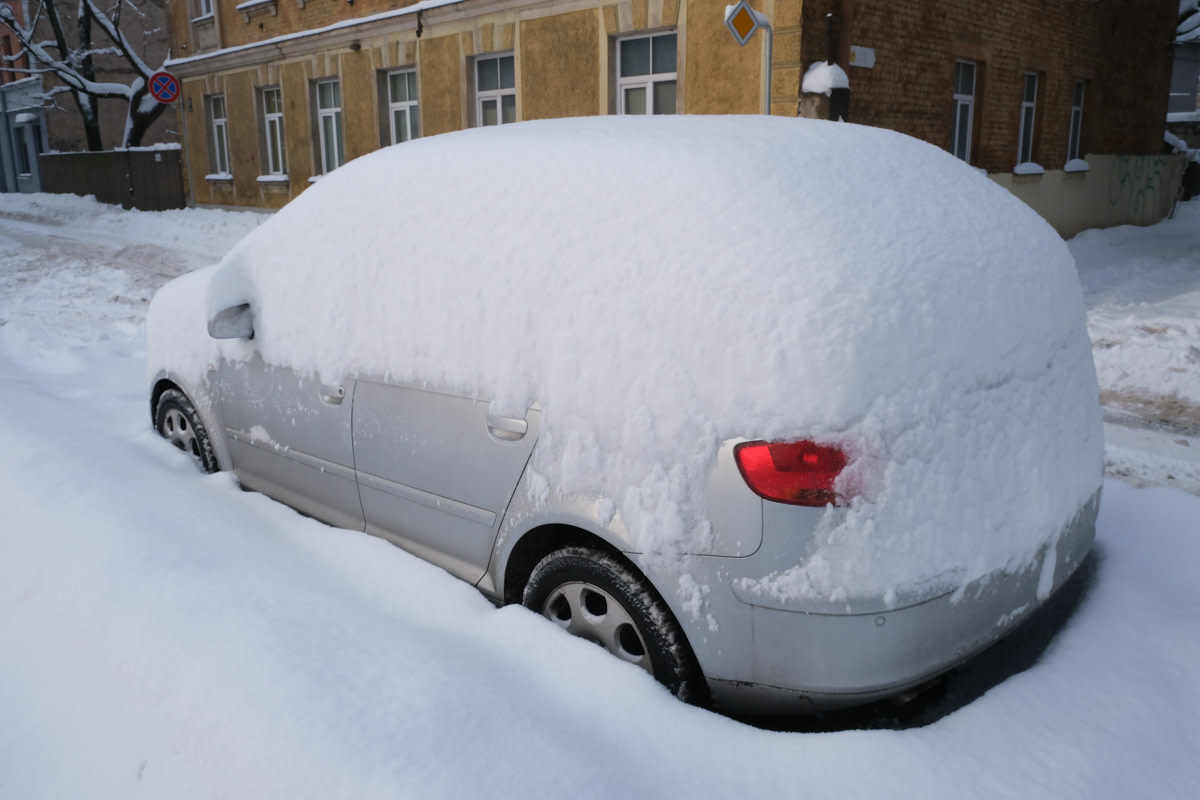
[[155, 388, 219, 473], [523, 546, 707, 704]]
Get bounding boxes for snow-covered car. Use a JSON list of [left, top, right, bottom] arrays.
[[147, 116, 1103, 715]]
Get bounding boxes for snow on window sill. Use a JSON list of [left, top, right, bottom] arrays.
[[1063, 159, 1090, 174], [116, 143, 183, 152], [1013, 162, 1045, 176], [205, 172, 234, 183], [258, 175, 290, 193], [191, 13, 214, 25], [1166, 110, 1200, 124], [236, 0, 277, 22]]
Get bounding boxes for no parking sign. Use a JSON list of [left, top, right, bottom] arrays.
[[149, 71, 181, 104]]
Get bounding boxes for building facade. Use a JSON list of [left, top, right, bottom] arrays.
[[169, 0, 1179, 233], [1, 0, 46, 193]]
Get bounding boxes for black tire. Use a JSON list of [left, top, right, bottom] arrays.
[[523, 546, 708, 704], [154, 388, 219, 473]]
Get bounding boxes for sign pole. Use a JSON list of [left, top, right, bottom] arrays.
[[724, 0, 773, 114]]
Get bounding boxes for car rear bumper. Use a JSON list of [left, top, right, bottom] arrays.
[[696, 489, 1100, 714]]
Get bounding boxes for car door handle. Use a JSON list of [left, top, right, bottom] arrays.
[[319, 384, 346, 405], [486, 413, 528, 441]]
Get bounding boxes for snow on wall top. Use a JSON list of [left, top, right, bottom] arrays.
[[148, 115, 1103, 603], [802, 61, 850, 95]]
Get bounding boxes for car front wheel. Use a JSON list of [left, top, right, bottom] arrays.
[[523, 545, 707, 704], [154, 388, 219, 473]]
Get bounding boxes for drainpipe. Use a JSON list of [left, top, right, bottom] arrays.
[[826, 8, 849, 121], [180, 94, 196, 207], [838, 0, 855, 70]]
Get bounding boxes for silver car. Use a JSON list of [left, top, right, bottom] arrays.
[[148, 116, 1103, 714]]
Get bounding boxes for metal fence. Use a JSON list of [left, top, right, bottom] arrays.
[[38, 149, 185, 211]]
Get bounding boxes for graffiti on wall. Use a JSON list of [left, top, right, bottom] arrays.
[[1108, 155, 1184, 225]]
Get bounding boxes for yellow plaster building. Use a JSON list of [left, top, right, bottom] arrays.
[[170, 0, 800, 209]]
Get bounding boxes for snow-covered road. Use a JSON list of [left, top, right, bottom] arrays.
[[0, 193, 1197, 799]]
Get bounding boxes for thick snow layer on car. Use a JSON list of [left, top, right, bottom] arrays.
[[147, 115, 1103, 604]]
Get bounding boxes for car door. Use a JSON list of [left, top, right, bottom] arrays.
[[351, 379, 540, 583], [218, 353, 365, 531]]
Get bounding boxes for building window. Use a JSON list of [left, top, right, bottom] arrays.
[[315, 79, 344, 174], [952, 60, 975, 162], [387, 69, 419, 144], [208, 94, 231, 176], [475, 54, 515, 126], [260, 87, 286, 175], [1017, 72, 1038, 165], [618, 32, 677, 115], [1067, 80, 1085, 162], [194, 0, 213, 19]]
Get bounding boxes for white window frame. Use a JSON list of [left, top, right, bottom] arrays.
[[475, 54, 515, 127], [617, 32, 677, 115], [1067, 79, 1085, 162], [387, 68, 420, 144], [315, 79, 344, 175], [1017, 71, 1038, 165], [194, 0, 213, 20], [261, 86, 286, 176], [209, 94, 230, 176], [952, 60, 975, 162]]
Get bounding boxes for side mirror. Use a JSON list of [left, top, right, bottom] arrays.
[[207, 303, 254, 339]]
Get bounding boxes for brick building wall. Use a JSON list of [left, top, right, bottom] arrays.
[[803, 0, 1175, 174]]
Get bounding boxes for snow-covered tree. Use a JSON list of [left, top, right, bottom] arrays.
[[0, 0, 169, 150]]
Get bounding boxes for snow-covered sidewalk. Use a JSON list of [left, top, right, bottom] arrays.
[[1071, 204, 1200, 493], [0, 193, 1197, 799]]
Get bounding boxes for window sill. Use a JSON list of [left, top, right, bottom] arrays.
[[205, 173, 234, 189], [191, 13, 214, 24], [236, 0, 277, 23], [257, 175, 290, 193]]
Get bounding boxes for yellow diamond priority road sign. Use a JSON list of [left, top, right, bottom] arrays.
[[725, 0, 761, 46]]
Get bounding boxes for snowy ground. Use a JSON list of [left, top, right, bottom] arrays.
[[1, 193, 1197, 798], [1072, 204, 1200, 494]]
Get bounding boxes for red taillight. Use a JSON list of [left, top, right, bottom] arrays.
[[734, 440, 848, 507]]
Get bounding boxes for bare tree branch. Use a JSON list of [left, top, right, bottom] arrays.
[[0, 0, 167, 149]]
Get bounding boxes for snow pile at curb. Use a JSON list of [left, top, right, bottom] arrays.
[[1072, 202, 1200, 431]]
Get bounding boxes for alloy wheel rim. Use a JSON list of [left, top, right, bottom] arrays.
[[162, 408, 199, 458], [542, 581, 652, 674]]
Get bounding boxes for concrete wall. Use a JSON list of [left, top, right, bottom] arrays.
[[991, 154, 1187, 239]]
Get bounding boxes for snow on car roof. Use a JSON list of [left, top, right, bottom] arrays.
[[149, 115, 1103, 604]]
